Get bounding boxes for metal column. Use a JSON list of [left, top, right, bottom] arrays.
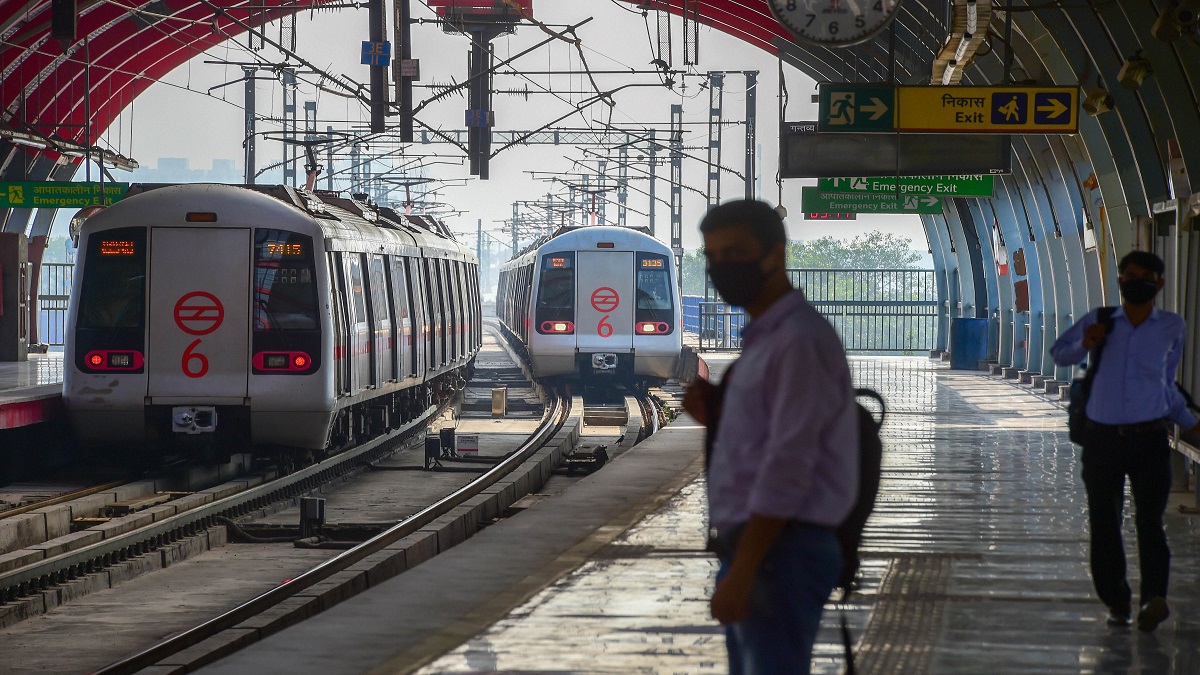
[[744, 71, 757, 200], [283, 68, 297, 186], [670, 104, 684, 287], [243, 67, 256, 184], [706, 72, 724, 210], [326, 126, 335, 191], [618, 145, 629, 227]]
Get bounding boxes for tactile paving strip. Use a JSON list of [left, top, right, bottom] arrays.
[[855, 554, 956, 675]]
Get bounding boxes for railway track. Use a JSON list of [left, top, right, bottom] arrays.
[[0, 395, 458, 606], [93, 388, 570, 674]]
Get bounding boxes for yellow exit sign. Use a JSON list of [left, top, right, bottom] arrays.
[[896, 86, 1078, 134]]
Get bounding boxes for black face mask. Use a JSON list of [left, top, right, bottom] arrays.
[[707, 255, 769, 307], [1120, 278, 1159, 305]]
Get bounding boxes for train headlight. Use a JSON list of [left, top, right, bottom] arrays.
[[539, 321, 575, 335], [84, 350, 144, 371], [636, 322, 672, 335], [254, 351, 314, 373]]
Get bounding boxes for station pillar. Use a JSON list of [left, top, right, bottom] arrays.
[[0, 232, 29, 361]]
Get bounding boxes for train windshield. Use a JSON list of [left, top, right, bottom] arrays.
[[536, 252, 574, 332], [636, 253, 674, 326], [254, 230, 319, 332], [77, 227, 146, 330]]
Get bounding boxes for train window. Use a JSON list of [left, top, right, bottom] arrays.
[[346, 254, 369, 324], [368, 255, 389, 324], [636, 253, 674, 333], [253, 230, 319, 332], [77, 227, 146, 330], [535, 252, 574, 334]]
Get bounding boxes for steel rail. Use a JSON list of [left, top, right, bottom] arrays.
[[0, 479, 129, 521], [94, 391, 568, 675], [0, 398, 453, 601]]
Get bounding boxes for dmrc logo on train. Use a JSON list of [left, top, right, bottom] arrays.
[[174, 291, 225, 335], [590, 287, 619, 312]]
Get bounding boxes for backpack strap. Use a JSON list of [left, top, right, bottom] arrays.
[[854, 388, 886, 429], [1085, 306, 1118, 381]]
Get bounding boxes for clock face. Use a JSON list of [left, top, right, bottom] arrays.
[[769, 0, 903, 47]]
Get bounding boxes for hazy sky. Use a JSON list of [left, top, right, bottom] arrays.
[[82, 1, 928, 254]]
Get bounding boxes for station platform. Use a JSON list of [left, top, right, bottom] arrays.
[[201, 356, 1200, 674], [0, 354, 64, 429]]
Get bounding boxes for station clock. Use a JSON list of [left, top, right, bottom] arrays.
[[768, 0, 904, 48]]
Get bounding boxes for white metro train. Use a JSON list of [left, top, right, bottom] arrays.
[[64, 183, 480, 462], [496, 226, 682, 385]]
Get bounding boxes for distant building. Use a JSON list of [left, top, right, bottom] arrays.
[[132, 158, 243, 184]]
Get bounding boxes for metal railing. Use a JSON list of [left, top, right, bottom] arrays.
[[37, 263, 73, 347], [696, 269, 939, 353]]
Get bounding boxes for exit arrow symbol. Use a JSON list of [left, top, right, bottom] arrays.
[[1036, 98, 1068, 119], [922, 196, 939, 206], [860, 97, 889, 121]]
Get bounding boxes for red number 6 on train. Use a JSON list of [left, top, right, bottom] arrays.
[[173, 291, 224, 378], [182, 339, 209, 378]]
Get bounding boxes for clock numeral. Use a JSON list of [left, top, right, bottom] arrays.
[[873, 0, 884, 10], [855, 15, 865, 28], [829, 21, 839, 35], [787, 0, 797, 9], [805, 12, 816, 27]]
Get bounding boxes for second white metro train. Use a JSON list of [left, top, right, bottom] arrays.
[[497, 226, 682, 385]]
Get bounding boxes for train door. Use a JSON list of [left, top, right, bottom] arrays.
[[408, 258, 428, 376], [342, 253, 371, 392], [147, 227, 250, 399], [441, 260, 457, 363], [367, 255, 393, 385], [389, 257, 413, 379], [424, 258, 443, 367], [575, 251, 635, 354], [330, 254, 350, 396]]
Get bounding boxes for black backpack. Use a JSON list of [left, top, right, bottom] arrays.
[[839, 388, 885, 595], [1067, 307, 1117, 444]]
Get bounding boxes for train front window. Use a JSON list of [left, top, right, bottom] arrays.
[[77, 227, 146, 330], [254, 230, 319, 332], [535, 252, 574, 333], [636, 253, 674, 330]]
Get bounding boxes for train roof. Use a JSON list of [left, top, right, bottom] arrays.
[[499, 225, 671, 273], [81, 184, 475, 262]]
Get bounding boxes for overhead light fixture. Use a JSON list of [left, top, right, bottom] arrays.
[[1152, 0, 1198, 42], [1117, 54, 1152, 90], [954, 33, 973, 62], [942, 60, 958, 85], [1082, 86, 1113, 116], [966, 0, 978, 34]]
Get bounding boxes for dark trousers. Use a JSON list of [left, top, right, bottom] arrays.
[[1080, 425, 1173, 610]]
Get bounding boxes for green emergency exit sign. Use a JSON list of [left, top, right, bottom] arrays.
[[0, 181, 128, 209]]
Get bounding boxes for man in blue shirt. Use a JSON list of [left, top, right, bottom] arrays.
[[1051, 250, 1200, 632], [684, 200, 859, 673]]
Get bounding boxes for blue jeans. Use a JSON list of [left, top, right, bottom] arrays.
[[716, 523, 842, 675]]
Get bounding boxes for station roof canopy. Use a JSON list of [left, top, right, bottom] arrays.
[[0, 1, 946, 160]]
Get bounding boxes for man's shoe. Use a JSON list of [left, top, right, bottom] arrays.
[[1137, 597, 1169, 632], [1106, 606, 1132, 627]]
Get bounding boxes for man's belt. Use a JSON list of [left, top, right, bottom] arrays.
[[1085, 417, 1170, 437]]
